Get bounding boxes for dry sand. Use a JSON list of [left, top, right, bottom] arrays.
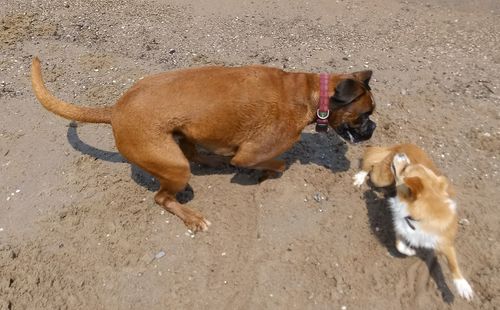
[[1, 0, 499, 309]]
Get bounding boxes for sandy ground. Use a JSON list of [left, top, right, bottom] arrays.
[[1, 0, 499, 309]]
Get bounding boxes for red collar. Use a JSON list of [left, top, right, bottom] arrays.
[[315, 73, 330, 132]]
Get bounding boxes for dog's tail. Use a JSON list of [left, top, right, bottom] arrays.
[[31, 57, 112, 124]]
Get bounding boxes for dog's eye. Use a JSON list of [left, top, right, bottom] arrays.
[[353, 113, 370, 125], [351, 117, 363, 127]]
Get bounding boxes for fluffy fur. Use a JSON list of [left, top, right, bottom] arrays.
[[354, 144, 473, 301]]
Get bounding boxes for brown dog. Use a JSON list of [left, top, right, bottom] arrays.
[[32, 57, 376, 231]]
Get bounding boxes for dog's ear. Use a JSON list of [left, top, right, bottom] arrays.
[[437, 176, 450, 193], [330, 79, 365, 108], [352, 70, 372, 90], [404, 176, 423, 199]]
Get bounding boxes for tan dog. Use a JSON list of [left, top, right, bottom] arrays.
[[32, 57, 376, 232], [353, 144, 473, 301]]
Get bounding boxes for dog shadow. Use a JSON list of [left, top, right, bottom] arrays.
[[67, 124, 350, 198], [66, 123, 160, 191], [418, 249, 455, 303], [362, 189, 454, 303], [67, 124, 199, 202], [227, 130, 350, 185], [283, 131, 350, 171], [186, 130, 351, 190]]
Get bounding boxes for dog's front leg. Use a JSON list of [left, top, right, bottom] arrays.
[[230, 139, 293, 182], [395, 235, 416, 256], [439, 244, 473, 301], [178, 137, 229, 168], [233, 157, 286, 183], [254, 159, 287, 182]]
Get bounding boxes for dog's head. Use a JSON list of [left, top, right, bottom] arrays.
[[392, 153, 455, 217], [329, 70, 376, 143]]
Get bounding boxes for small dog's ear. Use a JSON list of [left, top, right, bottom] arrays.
[[437, 176, 450, 193], [352, 70, 372, 90], [330, 79, 365, 108], [404, 176, 423, 199]]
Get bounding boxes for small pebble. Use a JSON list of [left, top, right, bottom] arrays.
[[459, 218, 470, 226], [155, 251, 166, 259], [221, 252, 226, 256]]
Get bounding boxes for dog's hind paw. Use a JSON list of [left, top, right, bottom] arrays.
[[454, 278, 473, 301], [353, 171, 368, 187]]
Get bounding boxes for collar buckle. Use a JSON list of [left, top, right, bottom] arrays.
[[316, 109, 330, 120]]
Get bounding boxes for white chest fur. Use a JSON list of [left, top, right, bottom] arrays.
[[388, 197, 439, 249]]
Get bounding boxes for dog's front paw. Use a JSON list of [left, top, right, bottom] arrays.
[[353, 171, 368, 187], [396, 239, 416, 256], [183, 209, 211, 232], [454, 278, 473, 301]]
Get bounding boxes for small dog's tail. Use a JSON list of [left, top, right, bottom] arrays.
[[31, 57, 112, 124]]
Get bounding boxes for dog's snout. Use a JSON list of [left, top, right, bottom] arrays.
[[394, 153, 410, 163], [367, 120, 376, 131]]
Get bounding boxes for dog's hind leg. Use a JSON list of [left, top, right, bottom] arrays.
[[116, 133, 210, 232]]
